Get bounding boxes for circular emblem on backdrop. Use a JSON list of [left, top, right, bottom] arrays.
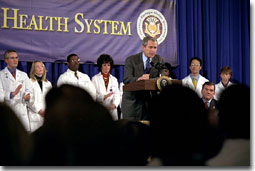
[[137, 9, 168, 45]]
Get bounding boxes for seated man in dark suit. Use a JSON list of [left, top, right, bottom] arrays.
[[201, 81, 224, 160], [201, 81, 220, 129], [121, 36, 164, 121], [201, 81, 218, 110]]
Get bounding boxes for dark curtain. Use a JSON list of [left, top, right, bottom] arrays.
[[0, 0, 249, 87], [176, 0, 250, 86]]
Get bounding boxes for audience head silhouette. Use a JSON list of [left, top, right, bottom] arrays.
[[150, 84, 208, 165], [115, 119, 151, 165], [0, 102, 32, 165], [31, 84, 119, 165], [218, 84, 250, 139]]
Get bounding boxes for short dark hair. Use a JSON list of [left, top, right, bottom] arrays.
[[97, 54, 114, 72], [202, 81, 215, 91], [67, 53, 78, 62], [190, 57, 202, 66], [164, 62, 172, 71], [142, 36, 157, 46], [4, 50, 17, 59], [220, 66, 232, 76]]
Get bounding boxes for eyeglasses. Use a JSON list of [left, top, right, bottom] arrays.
[[191, 64, 200, 67], [70, 59, 80, 63], [6, 57, 19, 60]]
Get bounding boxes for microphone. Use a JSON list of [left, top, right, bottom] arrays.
[[150, 62, 165, 70], [150, 61, 155, 67]]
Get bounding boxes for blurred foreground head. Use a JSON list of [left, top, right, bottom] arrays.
[[0, 103, 32, 165], [44, 84, 115, 131], [32, 84, 118, 165], [150, 84, 207, 165], [218, 84, 250, 139]]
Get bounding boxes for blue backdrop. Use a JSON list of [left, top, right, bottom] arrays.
[[0, 0, 250, 87], [176, 0, 250, 86]]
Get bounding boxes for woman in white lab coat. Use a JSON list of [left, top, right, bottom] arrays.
[[27, 61, 52, 132], [92, 54, 120, 120]]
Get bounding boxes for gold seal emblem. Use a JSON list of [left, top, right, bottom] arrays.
[[156, 76, 172, 90], [137, 9, 168, 45]]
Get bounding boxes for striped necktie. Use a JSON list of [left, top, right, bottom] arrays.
[[144, 58, 151, 74]]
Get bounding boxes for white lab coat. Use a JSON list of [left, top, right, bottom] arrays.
[[119, 82, 124, 109], [118, 82, 125, 119], [27, 79, 52, 132], [0, 67, 32, 132], [92, 73, 120, 120], [57, 69, 97, 100], [214, 81, 233, 100], [182, 74, 209, 97], [0, 78, 4, 102]]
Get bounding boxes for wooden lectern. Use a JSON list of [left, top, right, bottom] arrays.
[[123, 79, 182, 92]]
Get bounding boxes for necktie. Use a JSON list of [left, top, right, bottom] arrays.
[[74, 71, 79, 80], [12, 70, 16, 79], [144, 58, 151, 74], [205, 101, 209, 109], [193, 77, 197, 88]]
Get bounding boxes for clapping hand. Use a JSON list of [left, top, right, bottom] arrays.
[[104, 92, 114, 100], [12, 84, 22, 97], [24, 93, 30, 101]]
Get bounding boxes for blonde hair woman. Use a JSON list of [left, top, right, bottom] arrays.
[[27, 61, 52, 132]]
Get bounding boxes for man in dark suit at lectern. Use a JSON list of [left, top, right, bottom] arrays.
[[121, 36, 164, 121]]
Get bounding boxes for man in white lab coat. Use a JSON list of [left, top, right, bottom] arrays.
[[182, 57, 209, 97], [0, 50, 32, 132], [57, 53, 96, 100], [0, 78, 4, 102]]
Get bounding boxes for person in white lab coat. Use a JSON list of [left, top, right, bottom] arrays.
[[119, 82, 124, 119], [92, 54, 120, 120], [214, 66, 233, 100], [57, 53, 96, 100], [0, 77, 4, 102], [27, 61, 52, 132], [182, 57, 209, 97], [0, 50, 32, 132]]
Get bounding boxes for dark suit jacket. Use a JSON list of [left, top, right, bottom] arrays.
[[202, 98, 218, 110], [209, 99, 218, 110], [121, 52, 164, 120]]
